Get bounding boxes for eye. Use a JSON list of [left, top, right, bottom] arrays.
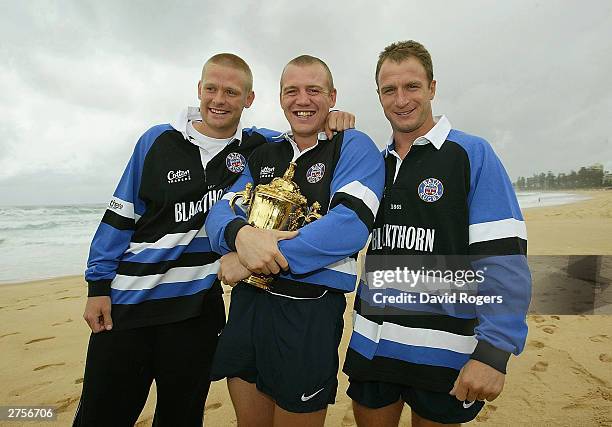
[[382, 88, 395, 95], [284, 89, 298, 96], [204, 86, 216, 93], [227, 89, 237, 96], [306, 87, 321, 96]]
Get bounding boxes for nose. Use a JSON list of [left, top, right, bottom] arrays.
[[295, 89, 310, 106], [395, 88, 410, 107], [212, 90, 226, 105]]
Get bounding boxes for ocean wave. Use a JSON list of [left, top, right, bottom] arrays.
[[0, 221, 63, 231]]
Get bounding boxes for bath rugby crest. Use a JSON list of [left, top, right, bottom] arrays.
[[418, 177, 444, 202], [306, 162, 326, 183], [226, 152, 246, 173]]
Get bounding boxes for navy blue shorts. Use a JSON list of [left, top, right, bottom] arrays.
[[347, 380, 485, 424], [211, 283, 346, 413]]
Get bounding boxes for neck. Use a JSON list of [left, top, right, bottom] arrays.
[[292, 133, 319, 152], [192, 121, 236, 139], [392, 116, 435, 159]]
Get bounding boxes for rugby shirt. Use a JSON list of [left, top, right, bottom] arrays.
[[343, 116, 531, 392], [205, 129, 385, 298], [85, 107, 280, 329]]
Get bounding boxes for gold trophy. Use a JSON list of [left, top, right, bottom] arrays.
[[229, 162, 321, 290]]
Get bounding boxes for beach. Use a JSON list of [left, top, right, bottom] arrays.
[[1, 190, 611, 426]]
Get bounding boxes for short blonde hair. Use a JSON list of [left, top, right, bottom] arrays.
[[281, 55, 334, 91], [203, 53, 253, 92]]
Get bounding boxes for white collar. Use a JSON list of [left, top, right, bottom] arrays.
[[171, 106, 243, 145], [281, 131, 329, 161], [281, 130, 329, 143], [385, 115, 451, 157]]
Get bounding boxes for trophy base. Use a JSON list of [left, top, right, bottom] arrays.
[[243, 274, 273, 291]]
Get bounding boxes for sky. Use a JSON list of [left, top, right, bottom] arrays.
[[0, 0, 611, 205]]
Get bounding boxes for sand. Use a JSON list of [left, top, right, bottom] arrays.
[[1, 190, 611, 426]]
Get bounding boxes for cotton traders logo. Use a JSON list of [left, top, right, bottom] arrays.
[[418, 178, 444, 202], [167, 169, 191, 184], [226, 152, 246, 173], [260, 166, 275, 179], [306, 163, 325, 184]]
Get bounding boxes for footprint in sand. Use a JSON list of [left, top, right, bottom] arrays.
[[476, 404, 497, 422], [54, 289, 70, 294], [17, 304, 37, 311], [9, 381, 53, 397], [25, 336, 55, 345], [51, 319, 74, 326], [342, 404, 356, 426], [599, 354, 612, 363], [531, 361, 549, 372], [0, 332, 20, 339], [551, 315, 560, 320], [536, 324, 557, 334], [531, 315, 546, 323], [136, 416, 153, 427], [589, 334, 610, 343], [58, 295, 80, 300], [527, 340, 545, 349], [33, 363, 65, 371], [204, 402, 222, 412], [55, 395, 80, 413], [75, 377, 84, 384]]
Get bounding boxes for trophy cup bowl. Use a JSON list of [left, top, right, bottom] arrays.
[[229, 162, 321, 290]]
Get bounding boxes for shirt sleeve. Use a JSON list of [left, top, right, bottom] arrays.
[[460, 135, 532, 373], [84, 125, 166, 297]]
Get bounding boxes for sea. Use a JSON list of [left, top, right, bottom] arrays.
[[0, 192, 590, 284]]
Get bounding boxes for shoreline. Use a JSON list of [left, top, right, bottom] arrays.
[[1, 190, 609, 286]]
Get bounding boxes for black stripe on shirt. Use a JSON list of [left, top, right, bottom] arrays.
[[102, 209, 135, 231], [117, 251, 220, 276], [469, 237, 527, 257], [330, 192, 375, 231], [343, 348, 459, 393]]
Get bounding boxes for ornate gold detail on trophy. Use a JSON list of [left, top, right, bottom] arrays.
[[229, 162, 322, 290]]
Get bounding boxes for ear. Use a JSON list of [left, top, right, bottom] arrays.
[[329, 88, 337, 108], [245, 90, 255, 108], [429, 79, 437, 100], [197, 80, 202, 100]]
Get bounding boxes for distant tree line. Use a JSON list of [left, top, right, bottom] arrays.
[[514, 164, 611, 190]]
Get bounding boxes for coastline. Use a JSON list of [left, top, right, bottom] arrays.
[[1, 190, 611, 426]]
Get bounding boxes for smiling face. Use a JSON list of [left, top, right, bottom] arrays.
[[377, 56, 436, 139], [197, 63, 254, 138], [280, 63, 336, 143]]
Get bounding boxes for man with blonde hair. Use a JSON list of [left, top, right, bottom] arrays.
[[343, 41, 531, 426], [74, 53, 354, 426]]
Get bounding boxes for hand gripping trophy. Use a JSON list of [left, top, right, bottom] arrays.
[[229, 162, 321, 290]]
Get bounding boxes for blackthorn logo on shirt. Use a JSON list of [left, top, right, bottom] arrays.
[[226, 152, 246, 173], [167, 169, 191, 184], [306, 163, 325, 184], [418, 178, 444, 202]]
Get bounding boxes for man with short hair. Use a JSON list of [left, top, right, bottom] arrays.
[[74, 53, 354, 426], [343, 41, 531, 426], [205, 55, 385, 426]]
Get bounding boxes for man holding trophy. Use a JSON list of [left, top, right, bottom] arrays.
[[205, 55, 385, 426]]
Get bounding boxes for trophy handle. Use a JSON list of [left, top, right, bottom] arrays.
[[229, 182, 253, 214], [304, 201, 322, 224]]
